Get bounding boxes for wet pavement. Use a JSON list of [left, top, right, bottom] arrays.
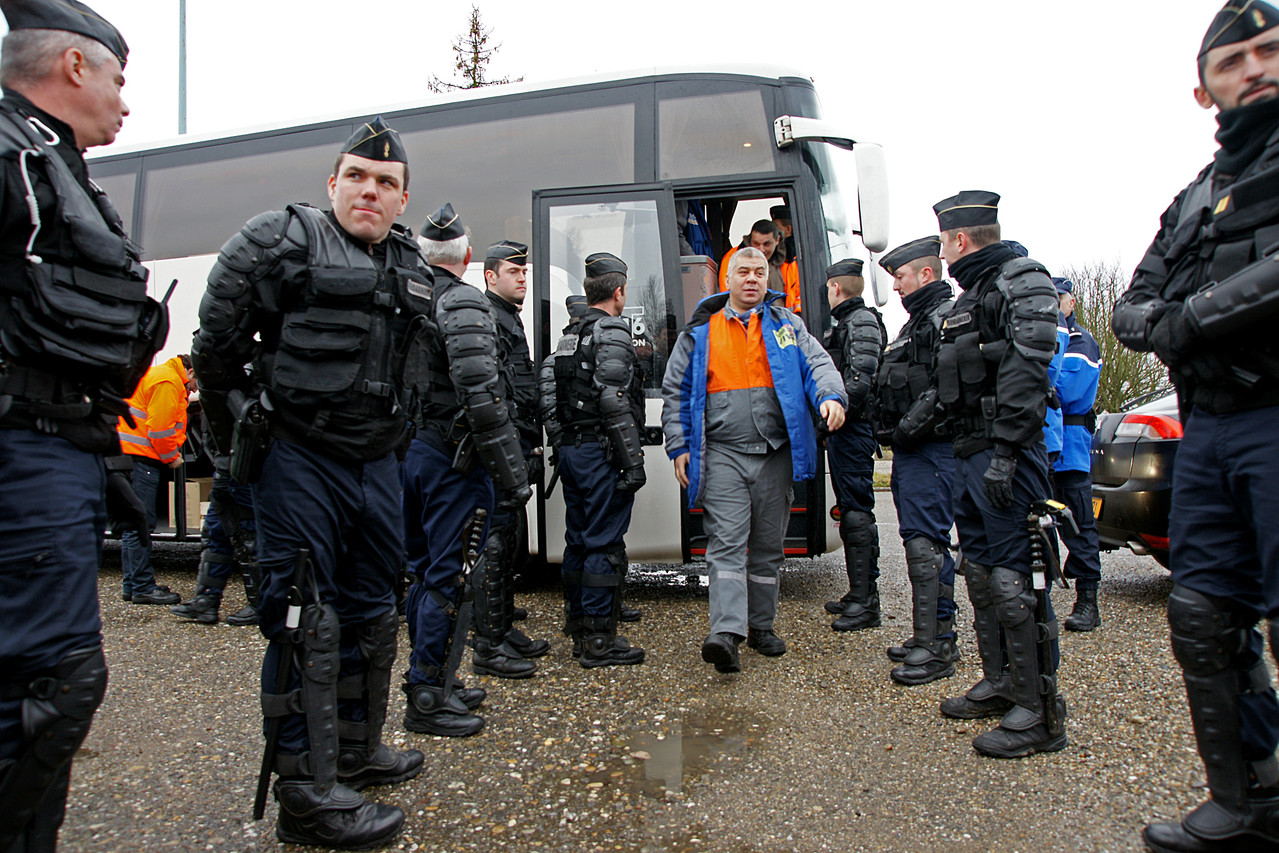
[[63, 491, 1197, 852]]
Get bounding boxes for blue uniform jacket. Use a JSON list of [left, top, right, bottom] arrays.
[[1054, 314, 1102, 473], [660, 290, 845, 508], [1041, 311, 1070, 455]]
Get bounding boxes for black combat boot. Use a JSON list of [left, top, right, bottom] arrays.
[[891, 540, 956, 684], [472, 637, 537, 679], [892, 638, 957, 686], [941, 564, 1014, 719], [225, 604, 259, 626], [1143, 790, 1279, 852], [746, 628, 787, 656], [337, 743, 425, 791], [170, 593, 221, 624], [832, 583, 880, 631], [579, 616, 645, 668], [227, 557, 261, 626], [701, 632, 742, 673], [504, 627, 550, 658], [831, 511, 881, 631], [402, 683, 484, 737], [619, 602, 643, 622], [453, 683, 486, 710], [1064, 586, 1101, 632], [274, 779, 404, 849]]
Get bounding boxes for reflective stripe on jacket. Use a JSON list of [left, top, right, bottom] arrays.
[[117, 356, 189, 464]]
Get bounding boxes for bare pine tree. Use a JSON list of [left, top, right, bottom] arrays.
[[428, 5, 524, 93], [1060, 260, 1168, 413]]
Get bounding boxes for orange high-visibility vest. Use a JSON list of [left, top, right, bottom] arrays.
[[781, 259, 801, 313], [117, 356, 189, 465], [705, 311, 775, 394]]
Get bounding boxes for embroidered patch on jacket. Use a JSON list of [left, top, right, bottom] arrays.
[[774, 325, 797, 349], [407, 280, 432, 300]]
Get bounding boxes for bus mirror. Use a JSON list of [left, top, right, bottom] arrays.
[[867, 254, 888, 307], [773, 115, 854, 150], [854, 143, 889, 254]]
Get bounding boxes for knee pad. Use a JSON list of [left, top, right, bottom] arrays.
[[839, 510, 878, 549], [989, 566, 1035, 630], [904, 537, 943, 585], [964, 561, 994, 608], [1168, 585, 1248, 678]]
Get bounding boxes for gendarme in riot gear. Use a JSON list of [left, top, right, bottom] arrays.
[[873, 236, 961, 687], [400, 203, 531, 736], [820, 259, 887, 633], [928, 192, 1066, 760], [1114, 4, 1279, 850], [193, 117, 426, 850], [540, 252, 647, 668], [0, 3, 148, 849]]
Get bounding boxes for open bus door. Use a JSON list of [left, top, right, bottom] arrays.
[[531, 184, 685, 564]]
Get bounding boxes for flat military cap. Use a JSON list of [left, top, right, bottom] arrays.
[[770, 205, 792, 223], [421, 203, 464, 242], [341, 117, 406, 164], [1002, 239, 1029, 258], [1201, 0, 1279, 57], [879, 237, 941, 275], [584, 252, 627, 277], [826, 258, 864, 279], [486, 240, 528, 264], [0, 0, 128, 67], [933, 190, 1000, 231], [1052, 277, 1074, 294]]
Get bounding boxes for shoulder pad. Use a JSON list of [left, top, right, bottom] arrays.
[[595, 315, 632, 339], [437, 281, 488, 312], [996, 258, 1056, 299], [998, 259, 1060, 363], [213, 210, 302, 276]]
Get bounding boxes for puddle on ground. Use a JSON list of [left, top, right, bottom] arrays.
[[620, 709, 766, 798]]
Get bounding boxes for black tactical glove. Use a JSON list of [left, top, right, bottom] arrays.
[[1149, 303, 1196, 369], [498, 485, 533, 511], [105, 470, 151, 546], [982, 445, 1018, 510], [616, 465, 647, 493]]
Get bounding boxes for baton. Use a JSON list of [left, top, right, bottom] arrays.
[[253, 548, 308, 820]]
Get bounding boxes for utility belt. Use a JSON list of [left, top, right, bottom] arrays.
[[947, 395, 998, 440], [1062, 410, 1096, 433], [0, 361, 128, 423], [560, 425, 604, 447]]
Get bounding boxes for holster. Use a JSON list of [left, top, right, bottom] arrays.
[[228, 389, 271, 484]]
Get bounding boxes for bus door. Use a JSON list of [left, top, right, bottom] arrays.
[[532, 184, 685, 564], [672, 186, 831, 564]]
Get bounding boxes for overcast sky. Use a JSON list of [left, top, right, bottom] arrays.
[[2, 1, 1226, 298]]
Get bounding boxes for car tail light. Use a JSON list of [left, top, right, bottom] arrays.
[[1139, 534, 1170, 550], [1115, 413, 1183, 440]]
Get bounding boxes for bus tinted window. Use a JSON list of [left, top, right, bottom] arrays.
[[141, 140, 334, 260], [659, 90, 774, 180], [397, 104, 635, 251]]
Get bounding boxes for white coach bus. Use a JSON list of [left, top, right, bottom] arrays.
[[90, 66, 889, 564]]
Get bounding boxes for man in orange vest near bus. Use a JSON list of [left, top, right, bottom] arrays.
[[719, 219, 801, 313], [116, 355, 195, 605]]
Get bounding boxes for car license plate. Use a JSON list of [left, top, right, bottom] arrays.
[[1092, 497, 1102, 519]]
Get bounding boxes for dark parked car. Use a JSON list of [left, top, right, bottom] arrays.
[[1089, 390, 1180, 568]]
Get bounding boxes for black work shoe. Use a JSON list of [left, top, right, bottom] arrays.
[[403, 684, 484, 737], [512, 606, 528, 621], [941, 680, 1015, 719], [619, 603, 643, 623], [121, 590, 132, 602], [472, 639, 538, 679], [701, 633, 742, 673], [133, 588, 180, 605], [1064, 588, 1101, 632], [886, 638, 917, 661], [170, 593, 220, 624], [891, 642, 957, 686], [824, 591, 855, 615], [454, 685, 486, 710], [1143, 793, 1279, 853], [972, 704, 1069, 759], [580, 633, 645, 668], [225, 604, 259, 626], [337, 743, 425, 791], [831, 601, 881, 632], [274, 779, 404, 850], [505, 627, 550, 659], [1141, 821, 1279, 852], [746, 628, 787, 657]]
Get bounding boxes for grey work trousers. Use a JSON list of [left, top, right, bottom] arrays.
[[701, 444, 794, 637]]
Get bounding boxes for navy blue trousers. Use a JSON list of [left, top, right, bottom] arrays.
[[891, 440, 958, 630], [1171, 405, 1279, 760], [0, 430, 105, 762], [560, 441, 634, 620], [1052, 469, 1102, 589], [952, 443, 1053, 570], [827, 421, 876, 516], [120, 457, 163, 597], [202, 472, 255, 588], [401, 436, 493, 685], [255, 439, 402, 755]]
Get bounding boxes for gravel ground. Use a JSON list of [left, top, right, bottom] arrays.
[[61, 490, 1201, 853]]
